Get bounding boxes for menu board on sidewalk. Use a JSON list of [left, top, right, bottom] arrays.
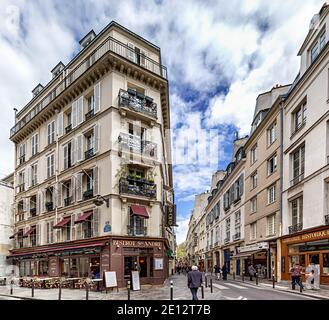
[[104, 271, 117, 288], [131, 271, 140, 291]]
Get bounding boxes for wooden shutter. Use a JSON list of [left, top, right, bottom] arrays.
[[71, 214, 76, 240], [26, 198, 30, 219], [36, 224, 41, 246], [94, 82, 101, 113], [63, 144, 68, 170], [41, 189, 46, 213], [92, 208, 99, 237], [76, 173, 83, 201], [57, 111, 64, 137], [37, 191, 41, 215], [57, 182, 62, 208], [25, 167, 29, 190], [71, 176, 76, 203], [77, 96, 84, 126], [76, 134, 83, 162], [93, 166, 99, 195], [94, 124, 100, 153], [72, 100, 77, 128]]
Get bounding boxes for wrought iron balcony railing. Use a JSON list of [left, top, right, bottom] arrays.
[[288, 223, 303, 234], [127, 225, 147, 236], [118, 133, 157, 158], [45, 201, 53, 212], [64, 197, 72, 207], [16, 184, 25, 193], [325, 214, 329, 226], [30, 208, 37, 217], [65, 124, 72, 134], [290, 173, 304, 187], [83, 189, 94, 201], [224, 237, 230, 244], [10, 35, 166, 138], [233, 232, 241, 241], [19, 155, 25, 165], [119, 177, 156, 199], [85, 148, 95, 160], [85, 109, 95, 121], [118, 89, 157, 118]]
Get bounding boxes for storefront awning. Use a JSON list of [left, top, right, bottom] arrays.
[[23, 226, 36, 238], [9, 231, 23, 239], [74, 211, 93, 224], [233, 249, 266, 258], [53, 217, 71, 229], [130, 205, 149, 218]]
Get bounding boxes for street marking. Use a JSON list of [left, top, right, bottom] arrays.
[[261, 283, 287, 289], [224, 283, 248, 289], [212, 283, 230, 290]]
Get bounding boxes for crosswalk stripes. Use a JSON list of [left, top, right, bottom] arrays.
[[224, 283, 248, 290], [212, 283, 230, 290]]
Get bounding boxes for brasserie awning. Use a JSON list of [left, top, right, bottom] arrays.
[[9, 231, 22, 239], [23, 226, 36, 238], [74, 211, 93, 224], [53, 217, 71, 229], [233, 249, 266, 258], [130, 205, 149, 218]]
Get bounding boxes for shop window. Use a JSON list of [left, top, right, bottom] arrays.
[[70, 258, 78, 277], [323, 253, 329, 275], [39, 260, 48, 276], [289, 255, 306, 272], [79, 257, 89, 277], [139, 256, 148, 278], [124, 256, 138, 277], [61, 258, 69, 277], [90, 257, 100, 279]]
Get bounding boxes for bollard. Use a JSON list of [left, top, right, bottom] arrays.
[[299, 280, 303, 293], [171, 269, 174, 276], [31, 279, 34, 297], [256, 273, 258, 285], [205, 276, 208, 288], [170, 280, 173, 300], [242, 272, 244, 282], [58, 280, 62, 300], [127, 280, 131, 300], [272, 274, 275, 289], [10, 280, 13, 295], [201, 284, 204, 299], [210, 278, 213, 293], [233, 272, 235, 280], [85, 282, 89, 300]]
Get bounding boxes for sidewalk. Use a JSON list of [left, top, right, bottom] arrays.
[[205, 272, 329, 300], [0, 274, 220, 301]]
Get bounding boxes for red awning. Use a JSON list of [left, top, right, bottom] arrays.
[[130, 205, 149, 219], [53, 217, 71, 229], [23, 226, 36, 238], [8, 242, 106, 258], [9, 230, 23, 239], [74, 211, 93, 224]]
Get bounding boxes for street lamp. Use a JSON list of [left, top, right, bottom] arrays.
[[93, 195, 109, 207]]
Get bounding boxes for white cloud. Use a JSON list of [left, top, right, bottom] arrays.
[[175, 216, 190, 245]]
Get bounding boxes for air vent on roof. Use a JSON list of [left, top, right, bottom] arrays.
[[32, 83, 44, 98], [51, 61, 65, 79], [79, 30, 96, 51]]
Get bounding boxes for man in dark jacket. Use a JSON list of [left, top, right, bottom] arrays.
[[222, 263, 227, 280], [187, 265, 203, 300]]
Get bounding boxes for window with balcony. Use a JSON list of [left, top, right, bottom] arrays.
[[290, 196, 303, 234], [267, 121, 277, 146], [267, 214, 276, 236], [267, 154, 277, 176], [291, 145, 305, 186], [251, 144, 258, 164], [29, 226, 37, 247], [45, 187, 54, 212], [45, 221, 54, 244], [47, 120, 55, 145], [63, 180, 73, 206], [251, 171, 257, 189], [75, 209, 99, 240], [31, 163, 37, 187], [62, 219, 71, 242], [47, 154, 55, 178], [251, 197, 257, 214], [225, 218, 231, 243], [31, 133, 38, 156], [65, 111, 72, 134], [83, 170, 94, 201], [250, 222, 257, 240], [292, 100, 307, 134], [17, 200, 24, 222], [17, 170, 25, 193], [29, 195, 37, 217], [85, 94, 95, 121], [18, 143, 26, 165], [234, 211, 241, 240], [63, 141, 73, 170], [267, 184, 276, 204]]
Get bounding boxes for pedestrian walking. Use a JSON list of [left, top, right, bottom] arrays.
[[248, 263, 256, 281], [187, 265, 203, 300], [214, 265, 221, 280], [222, 263, 227, 280], [290, 263, 304, 290]]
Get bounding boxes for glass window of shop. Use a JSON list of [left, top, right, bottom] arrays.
[[39, 260, 48, 276], [70, 258, 78, 277], [79, 257, 89, 277], [323, 253, 329, 275]]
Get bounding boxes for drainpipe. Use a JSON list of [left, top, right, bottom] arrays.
[[55, 108, 60, 223]]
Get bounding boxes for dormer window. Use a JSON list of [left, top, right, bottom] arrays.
[[310, 29, 326, 63], [32, 84, 44, 98], [51, 62, 65, 79], [79, 30, 96, 51]]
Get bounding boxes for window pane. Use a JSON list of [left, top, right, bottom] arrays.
[[323, 253, 329, 275]]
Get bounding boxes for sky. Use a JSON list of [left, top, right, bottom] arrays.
[[0, 0, 325, 245]]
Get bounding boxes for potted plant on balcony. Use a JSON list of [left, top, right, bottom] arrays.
[[128, 172, 136, 180], [135, 173, 142, 180]]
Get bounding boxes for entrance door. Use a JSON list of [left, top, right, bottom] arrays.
[[224, 250, 230, 273], [236, 259, 240, 275], [309, 254, 319, 264]]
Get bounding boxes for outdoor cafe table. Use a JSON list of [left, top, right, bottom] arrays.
[[90, 278, 103, 291], [65, 277, 82, 289]]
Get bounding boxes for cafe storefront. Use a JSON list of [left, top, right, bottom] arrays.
[[281, 226, 329, 284]]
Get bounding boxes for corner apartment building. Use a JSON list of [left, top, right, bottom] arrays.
[[185, 192, 209, 269], [205, 137, 247, 274], [0, 174, 14, 277], [8, 22, 175, 287], [281, 4, 329, 284], [241, 85, 290, 279]]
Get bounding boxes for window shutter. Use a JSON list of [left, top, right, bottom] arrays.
[[140, 50, 147, 68], [57, 112, 64, 137], [239, 175, 244, 196], [77, 134, 83, 162], [94, 82, 101, 113], [63, 144, 68, 170], [93, 167, 99, 195], [41, 189, 46, 213], [92, 208, 99, 237], [94, 124, 100, 153], [25, 167, 29, 190], [71, 139, 75, 165], [26, 198, 30, 218], [37, 191, 41, 215], [77, 96, 84, 126], [126, 42, 135, 62], [57, 182, 62, 208], [71, 176, 76, 203], [76, 173, 83, 201], [37, 224, 41, 246], [44, 222, 48, 244], [76, 214, 82, 240], [72, 100, 77, 129], [23, 198, 27, 212], [71, 214, 76, 240]]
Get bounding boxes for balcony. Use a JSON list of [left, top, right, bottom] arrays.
[[119, 177, 156, 199], [45, 201, 53, 212], [65, 124, 72, 134], [325, 215, 329, 226], [118, 89, 157, 119], [83, 189, 94, 201], [214, 241, 219, 247], [10, 35, 166, 139], [224, 237, 230, 244], [19, 155, 25, 165], [85, 109, 95, 121], [85, 148, 95, 160], [289, 223, 303, 234], [233, 232, 241, 241], [64, 197, 72, 207], [118, 133, 157, 159], [16, 184, 25, 193], [290, 173, 304, 187], [30, 208, 37, 217], [127, 225, 147, 236]]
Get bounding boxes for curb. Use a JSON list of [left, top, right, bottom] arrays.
[[0, 293, 38, 300]]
